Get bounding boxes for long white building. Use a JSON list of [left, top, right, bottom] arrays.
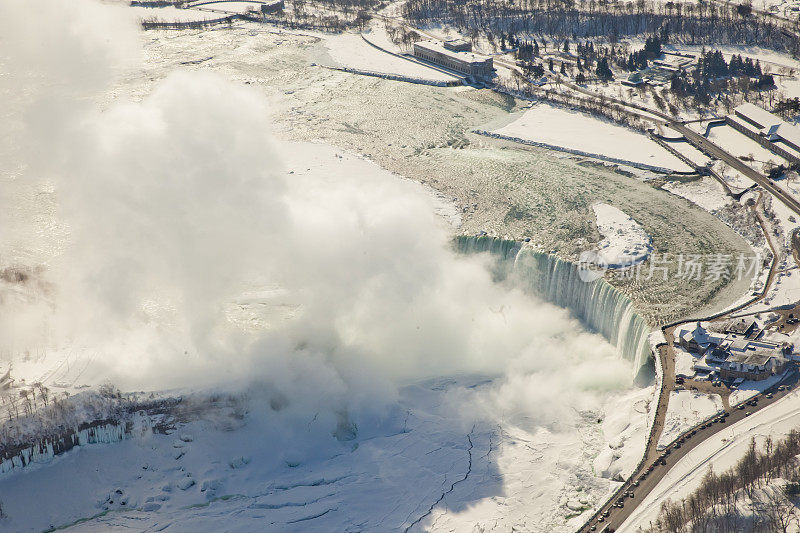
[[412, 40, 493, 80]]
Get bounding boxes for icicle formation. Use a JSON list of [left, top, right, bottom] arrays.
[[456, 236, 652, 371], [0, 421, 128, 475]]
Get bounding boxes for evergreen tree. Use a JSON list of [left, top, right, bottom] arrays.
[[596, 57, 613, 80]]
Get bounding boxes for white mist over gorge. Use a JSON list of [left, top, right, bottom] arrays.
[[5, 0, 789, 531]]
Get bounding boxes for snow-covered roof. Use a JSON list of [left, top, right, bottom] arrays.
[[732, 103, 800, 152], [772, 123, 800, 150], [414, 40, 492, 66], [734, 102, 781, 130], [725, 318, 758, 336]]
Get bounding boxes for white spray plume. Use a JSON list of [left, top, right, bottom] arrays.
[[1, 0, 633, 440]]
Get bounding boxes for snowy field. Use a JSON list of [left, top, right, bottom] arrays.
[[592, 203, 652, 269], [621, 386, 800, 532], [657, 390, 723, 450], [129, 5, 221, 21], [320, 31, 460, 82], [662, 176, 732, 213], [705, 123, 790, 170], [187, 1, 268, 14], [0, 377, 655, 532], [493, 103, 692, 172], [673, 345, 698, 378], [662, 140, 712, 168]]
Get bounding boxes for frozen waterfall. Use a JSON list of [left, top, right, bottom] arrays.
[[457, 236, 652, 373]]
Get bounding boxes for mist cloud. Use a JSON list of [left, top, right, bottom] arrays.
[[1, 0, 634, 443]]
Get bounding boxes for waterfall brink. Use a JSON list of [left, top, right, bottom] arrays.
[[456, 236, 653, 373]]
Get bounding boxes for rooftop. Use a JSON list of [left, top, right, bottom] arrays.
[[414, 40, 492, 65], [726, 350, 774, 368], [443, 38, 470, 50], [771, 123, 800, 150], [725, 318, 758, 336], [734, 102, 782, 130]]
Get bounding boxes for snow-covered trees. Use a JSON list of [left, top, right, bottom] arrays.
[[645, 431, 800, 532]]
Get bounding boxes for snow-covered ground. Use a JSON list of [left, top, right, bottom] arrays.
[[187, 1, 267, 14], [621, 385, 800, 532], [662, 177, 732, 213], [657, 390, 724, 450], [320, 30, 460, 82], [674, 345, 698, 378], [757, 266, 800, 309], [492, 103, 692, 172], [711, 160, 756, 192], [729, 370, 788, 404], [129, 5, 222, 21], [592, 203, 653, 269], [705, 123, 790, 172], [663, 140, 712, 168], [0, 377, 654, 533]]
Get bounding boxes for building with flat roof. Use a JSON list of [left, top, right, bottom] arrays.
[[727, 103, 800, 164], [260, 0, 284, 13], [443, 39, 471, 52], [413, 40, 493, 80]]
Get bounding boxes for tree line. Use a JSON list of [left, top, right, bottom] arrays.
[[402, 0, 799, 54]]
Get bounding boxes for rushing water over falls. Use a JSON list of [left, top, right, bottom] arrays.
[[457, 236, 653, 376]]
